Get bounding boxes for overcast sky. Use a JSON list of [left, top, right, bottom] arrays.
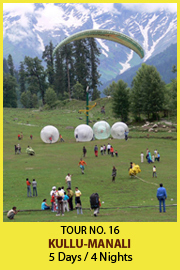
[[3, 3, 177, 14]]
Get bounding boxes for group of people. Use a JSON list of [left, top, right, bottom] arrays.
[[42, 186, 83, 216], [93, 143, 118, 157], [26, 178, 38, 197], [140, 149, 160, 164]]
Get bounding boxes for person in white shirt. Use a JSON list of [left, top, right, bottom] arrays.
[[50, 186, 56, 196], [107, 143, 111, 155], [100, 146, 104, 155], [56, 187, 64, 216], [140, 152, 144, 163], [7, 206, 19, 220], [65, 173, 72, 189]]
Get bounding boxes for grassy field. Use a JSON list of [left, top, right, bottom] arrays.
[[3, 100, 177, 222]]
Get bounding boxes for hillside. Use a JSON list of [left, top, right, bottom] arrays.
[[100, 43, 177, 91]]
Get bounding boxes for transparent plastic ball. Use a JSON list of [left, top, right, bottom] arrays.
[[111, 122, 129, 139], [40, 125, 59, 143], [93, 121, 111, 140], [74, 124, 93, 142]]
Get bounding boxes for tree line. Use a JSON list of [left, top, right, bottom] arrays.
[[3, 39, 101, 109], [3, 39, 176, 121], [103, 64, 177, 121]]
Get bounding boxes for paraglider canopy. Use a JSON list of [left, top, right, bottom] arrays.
[[53, 29, 144, 59]]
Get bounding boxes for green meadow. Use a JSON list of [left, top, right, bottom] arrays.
[[3, 99, 177, 222]]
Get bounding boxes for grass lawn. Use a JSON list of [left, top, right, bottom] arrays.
[[3, 105, 177, 222]]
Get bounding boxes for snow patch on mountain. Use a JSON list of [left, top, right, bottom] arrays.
[[119, 50, 134, 74], [3, 3, 177, 84]]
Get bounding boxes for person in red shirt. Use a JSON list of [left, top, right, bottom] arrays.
[[110, 146, 114, 157], [26, 178, 32, 197], [78, 158, 87, 174], [51, 194, 56, 212]]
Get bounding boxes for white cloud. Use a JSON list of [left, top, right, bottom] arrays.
[[3, 3, 35, 14], [122, 3, 177, 13]]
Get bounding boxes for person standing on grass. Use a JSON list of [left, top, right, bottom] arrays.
[[32, 179, 38, 196], [75, 187, 83, 214], [65, 173, 72, 189], [112, 166, 117, 182], [110, 145, 114, 157], [7, 206, 19, 220], [26, 178, 32, 197], [67, 188, 74, 211], [124, 130, 129, 141], [83, 146, 87, 157], [56, 187, 64, 216], [103, 144, 106, 155], [153, 166, 157, 178], [107, 143, 111, 155], [100, 145, 104, 155], [141, 152, 144, 163], [156, 183, 167, 213], [94, 145, 98, 157], [78, 158, 87, 174], [63, 192, 69, 212]]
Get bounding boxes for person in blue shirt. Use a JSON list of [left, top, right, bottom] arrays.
[[63, 192, 69, 212], [124, 130, 129, 141], [156, 183, 167, 212], [41, 199, 50, 210]]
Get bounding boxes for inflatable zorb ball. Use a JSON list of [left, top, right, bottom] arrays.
[[40, 125, 59, 143], [93, 121, 111, 140], [111, 122, 129, 139], [74, 124, 93, 142]]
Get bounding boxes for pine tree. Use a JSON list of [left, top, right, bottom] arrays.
[[131, 64, 165, 120], [73, 39, 90, 100], [24, 56, 47, 105], [3, 58, 9, 74], [3, 74, 17, 108], [87, 38, 101, 99], [54, 49, 66, 99], [19, 62, 26, 94], [112, 80, 130, 122], [7, 54, 15, 76], [42, 41, 54, 86]]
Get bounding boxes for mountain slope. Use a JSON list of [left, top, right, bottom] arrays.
[[100, 42, 177, 91], [3, 3, 177, 83]]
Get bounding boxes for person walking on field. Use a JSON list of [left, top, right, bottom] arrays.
[[156, 183, 167, 213], [83, 146, 87, 157], [112, 166, 117, 182], [78, 158, 87, 174], [153, 166, 157, 178]]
